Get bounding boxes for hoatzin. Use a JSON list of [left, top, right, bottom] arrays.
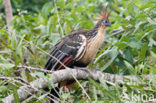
[[45, 11, 111, 101]]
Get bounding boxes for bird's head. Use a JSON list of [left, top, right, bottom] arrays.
[[97, 11, 111, 28]]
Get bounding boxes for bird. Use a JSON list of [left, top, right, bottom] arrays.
[[44, 11, 111, 102]]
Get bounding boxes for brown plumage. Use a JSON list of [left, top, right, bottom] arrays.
[[45, 11, 111, 101]]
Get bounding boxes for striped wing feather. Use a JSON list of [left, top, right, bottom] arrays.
[[45, 32, 87, 71]]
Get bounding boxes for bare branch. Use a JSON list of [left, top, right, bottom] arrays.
[[2, 68, 151, 103], [104, 25, 134, 39]]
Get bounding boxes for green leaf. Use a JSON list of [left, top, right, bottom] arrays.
[[127, 37, 142, 50], [12, 85, 20, 103], [41, 2, 53, 18], [150, 51, 156, 64], [0, 56, 15, 69], [95, 47, 118, 71], [0, 63, 15, 69], [138, 43, 148, 63], [115, 41, 127, 49], [16, 35, 25, 61], [0, 86, 7, 94], [123, 48, 133, 64]]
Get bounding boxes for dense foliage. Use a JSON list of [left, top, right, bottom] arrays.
[[0, 0, 156, 102]]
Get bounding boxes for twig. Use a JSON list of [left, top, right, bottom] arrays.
[[17, 65, 53, 73], [0, 77, 29, 86], [105, 25, 133, 39], [54, 0, 64, 38]]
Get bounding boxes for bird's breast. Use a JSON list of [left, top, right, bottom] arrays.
[[78, 28, 105, 65]]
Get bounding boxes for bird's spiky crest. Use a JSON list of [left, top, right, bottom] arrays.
[[96, 11, 110, 21]]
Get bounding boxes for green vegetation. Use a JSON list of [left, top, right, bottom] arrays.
[[0, 0, 156, 102]]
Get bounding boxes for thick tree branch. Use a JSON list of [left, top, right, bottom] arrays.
[[3, 0, 13, 30], [2, 68, 151, 103]]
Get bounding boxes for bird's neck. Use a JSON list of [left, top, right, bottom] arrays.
[[93, 21, 101, 30], [85, 22, 105, 39]]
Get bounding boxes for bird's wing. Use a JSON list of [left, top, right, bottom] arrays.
[[45, 33, 87, 71]]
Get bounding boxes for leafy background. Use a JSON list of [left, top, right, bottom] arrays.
[[0, 0, 156, 102]]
